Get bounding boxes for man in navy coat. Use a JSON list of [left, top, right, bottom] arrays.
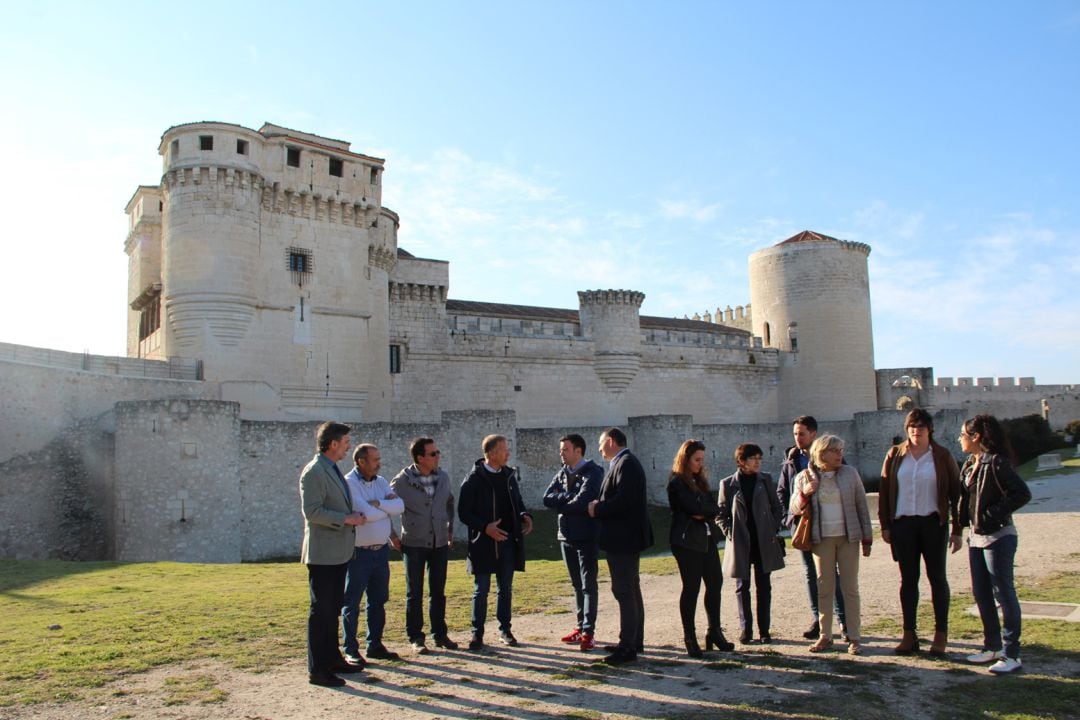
[[589, 427, 654, 665]]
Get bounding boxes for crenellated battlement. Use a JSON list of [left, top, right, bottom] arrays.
[[577, 289, 645, 307]]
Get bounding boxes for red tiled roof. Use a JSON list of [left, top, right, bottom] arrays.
[[778, 230, 842, 245]]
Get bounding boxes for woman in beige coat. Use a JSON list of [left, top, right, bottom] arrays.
[[789, 434, 873, 654]]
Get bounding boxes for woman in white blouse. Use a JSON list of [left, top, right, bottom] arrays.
[[878, 408, 962, 656], [790, 434, 873, 655]]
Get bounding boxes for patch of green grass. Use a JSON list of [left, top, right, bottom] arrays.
[[935, 674, 1080, 720], [161, 673, 227, 706], [0, 555, 605, 707], [1016, 454, 1080, 480]]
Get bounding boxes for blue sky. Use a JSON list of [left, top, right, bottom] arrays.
[[2, 1, 1078, 383]]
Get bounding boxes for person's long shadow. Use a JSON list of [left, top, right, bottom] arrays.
[[312, 635, 1080, 719]]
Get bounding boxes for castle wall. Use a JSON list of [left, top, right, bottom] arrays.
[[930, 379, 1080, 430], [0, 416, 114, 560], [388, 323, 781, 428], [114, 400, 244, 562], [0, 346, 215, 463]]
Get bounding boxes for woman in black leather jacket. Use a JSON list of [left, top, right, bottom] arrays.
[[958, 414, 1031, 674], [666, 439, 734, 657]]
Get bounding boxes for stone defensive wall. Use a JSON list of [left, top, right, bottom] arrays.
[[0, 389, 966, 563], [0, 342, 214, 462], [876, 366, 1080, 430]]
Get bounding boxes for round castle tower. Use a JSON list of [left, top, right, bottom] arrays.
[[748, 231, 876, 421], [159, 123, 264, 361], [150, 121, 396, 420]]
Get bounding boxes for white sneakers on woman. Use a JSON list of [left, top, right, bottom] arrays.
[[966, 648, 1003, 663], [988, 657, 1023, 674]]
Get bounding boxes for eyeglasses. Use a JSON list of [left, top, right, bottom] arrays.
[[958, 431, 972, 440]]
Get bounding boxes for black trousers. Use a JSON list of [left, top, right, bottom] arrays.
[[606, 551, 644, 651], [307, 562, 348, 674], [671, 543, 723, 638], [891, 513, 950, 632]]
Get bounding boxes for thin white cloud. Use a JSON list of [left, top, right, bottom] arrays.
[[659, 198, 723, 222]]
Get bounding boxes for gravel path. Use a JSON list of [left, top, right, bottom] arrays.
[[9, 474, 1079, 720]]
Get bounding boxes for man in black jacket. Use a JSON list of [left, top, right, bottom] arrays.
[[543, 433, 604, 651], [589, 427, 654, 665], [458, 434, 533, 651]]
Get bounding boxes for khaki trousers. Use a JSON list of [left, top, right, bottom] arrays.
[[812, 536, 861, 641]]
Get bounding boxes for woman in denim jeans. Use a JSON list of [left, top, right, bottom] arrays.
[[958, 414, 1031, 674]]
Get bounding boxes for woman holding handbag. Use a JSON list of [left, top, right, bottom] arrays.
[[667, 439, 735, 657], [789, 434, 873, 655], [718, 443, 785, 644], [959, 414, 1031, 674]]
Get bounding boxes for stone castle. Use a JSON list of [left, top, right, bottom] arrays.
[[1, 121, 1076, 562]]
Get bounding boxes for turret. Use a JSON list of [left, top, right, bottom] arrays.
[[749, 231, 876, 420]]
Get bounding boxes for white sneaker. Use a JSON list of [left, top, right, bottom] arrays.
[[967, 649, 1004, 663], [989, 657, 1022, 674]]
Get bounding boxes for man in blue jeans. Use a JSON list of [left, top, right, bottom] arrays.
[[341, 443, 404, 664], [543, 433, 604, 651], [391, 437, 459, 655], [776, 416, 847, 640], [458, 434, 533, 651]]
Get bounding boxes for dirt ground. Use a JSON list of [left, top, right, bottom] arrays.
[[7, 474, 1079, 720]]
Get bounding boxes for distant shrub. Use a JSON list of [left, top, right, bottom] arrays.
[[1065, 419, 1080, 443], [1001, 414, 1069, 465]]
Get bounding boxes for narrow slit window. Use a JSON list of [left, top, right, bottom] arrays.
[[170, 139, 179, 158], [389, 345, 402, 374]]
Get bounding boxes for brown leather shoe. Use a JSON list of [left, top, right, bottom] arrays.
[[894, 630, 920, 655], [928, 630, 947, 657]]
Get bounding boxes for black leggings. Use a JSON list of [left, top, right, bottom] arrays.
[[892, 514, 950, 632], [671, 543, 723, 636]]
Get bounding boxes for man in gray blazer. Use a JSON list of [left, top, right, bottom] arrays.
[[300, 421, 368, 687]]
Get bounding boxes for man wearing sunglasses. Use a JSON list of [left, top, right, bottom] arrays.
[[391, 437, 459, 655]]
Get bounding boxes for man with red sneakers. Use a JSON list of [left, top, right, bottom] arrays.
[[543, 434, 604, 651]]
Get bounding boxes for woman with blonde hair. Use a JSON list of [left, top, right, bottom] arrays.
[[667, 439, 734, 657], [789, 434, 873, 654]]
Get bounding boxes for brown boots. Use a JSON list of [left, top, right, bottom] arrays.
[[894, 630, 920, 655], [895, 630, 947, 656], [928, 630, 948, 657]]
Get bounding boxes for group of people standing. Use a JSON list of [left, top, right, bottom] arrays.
[[667, 410, 1030, 674], [299, 408, 1031, 688], [299, 423, 654, 686]]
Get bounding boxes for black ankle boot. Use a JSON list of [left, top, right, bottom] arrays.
[[684, 634, 703, 658], [705, 628, 734, 652]]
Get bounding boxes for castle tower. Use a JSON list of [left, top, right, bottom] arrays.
[[127, 121, 397, 421], [577, 290, 645, 392], [748, 231, 876, 420]]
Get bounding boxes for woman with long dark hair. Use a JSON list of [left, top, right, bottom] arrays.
[[959, 414, 1031, 674], [667, 439, 734, 657], [878, 408, 962, 656]]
